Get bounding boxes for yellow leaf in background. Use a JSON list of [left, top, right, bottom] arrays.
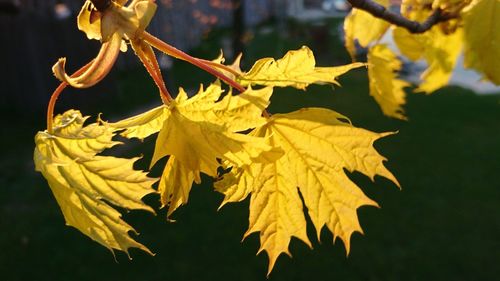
[[368, 44, 410, 120], [433, 0, 472, 13], [400, 0, 435, 20], [462, 0, 500, 84], [158, 156, 197, 218], [394, 26, 463, 93], [216, 108, 399, 273], [239, 46, 365, 90], [393, 28, 425, 61], [418, 28, 463, 93], [34, 110, 157, 255], [343, 0, 391, 59]]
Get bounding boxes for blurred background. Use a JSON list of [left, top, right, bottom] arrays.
[[0, 0, 499, 280]]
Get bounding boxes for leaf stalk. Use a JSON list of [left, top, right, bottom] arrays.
[[141, 32, 246, 93]]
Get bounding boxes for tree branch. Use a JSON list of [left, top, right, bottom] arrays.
[[347, 0, 455, 34]]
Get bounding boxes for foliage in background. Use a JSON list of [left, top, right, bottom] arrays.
[[345, 0, 499, 120]]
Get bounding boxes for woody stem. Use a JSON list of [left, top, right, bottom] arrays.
[[141, 32, 246, 93]]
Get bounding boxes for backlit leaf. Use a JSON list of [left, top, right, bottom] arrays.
[[217, 108, 399, 273], [150, 102, 273, 178], [158, 156, 197, 218], [238, 46, 365, 90], [394, 26, 463, 93], [111, 84, 275, 216], [344, 0, 391, 59], [462, 0, 500, 84], [34, 110, 156, 255], [109, 105, 167, 140], [368, 44, 410, 120], [110, 83, 272, 137]]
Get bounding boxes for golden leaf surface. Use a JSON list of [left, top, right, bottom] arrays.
[[462, 0, 500, 84], [238, 46, 365, 90], [111, 84, 275, 217], [343, 0, 391, 59], [110, 83, 272, 138], [158, 156, 196, 218], [34, 110, 156, 255], [217, 108, 399, 273], [151, 101, 273, 179], [368, 44, 410, 120]]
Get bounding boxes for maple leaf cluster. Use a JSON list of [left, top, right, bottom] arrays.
[[32, 0, 500, 275]]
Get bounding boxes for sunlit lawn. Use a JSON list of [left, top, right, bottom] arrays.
[[1, 19, 499, 281]]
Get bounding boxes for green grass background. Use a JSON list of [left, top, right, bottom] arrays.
[[1, 19, 499, 281]]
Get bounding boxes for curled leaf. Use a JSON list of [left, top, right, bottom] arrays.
[[78, 0, 157, 42], [52, 32, 122, 88]]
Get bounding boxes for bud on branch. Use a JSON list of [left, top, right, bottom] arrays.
[[90, 0, 111, 12]]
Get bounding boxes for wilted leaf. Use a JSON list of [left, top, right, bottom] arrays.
[[34, 110, 157, 255], [217, 108, 399, 273], [368, 44, 409, 120]]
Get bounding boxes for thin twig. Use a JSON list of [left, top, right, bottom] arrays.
[[347, 0, 455, 34], [142, 32, 246, 93]]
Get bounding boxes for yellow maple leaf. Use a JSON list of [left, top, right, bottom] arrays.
[[110, 83, 276, 216], [238, 46, 365, 90], [216, 108, 399, 274], [394, 26, 463, 93], [343, 0, 391, 59], [110, 83, 272, 138], [462, 0, 500, 84], [368, 44, 410, 120], [151, 103, 273, 178], [34, 110, 157, 255]]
